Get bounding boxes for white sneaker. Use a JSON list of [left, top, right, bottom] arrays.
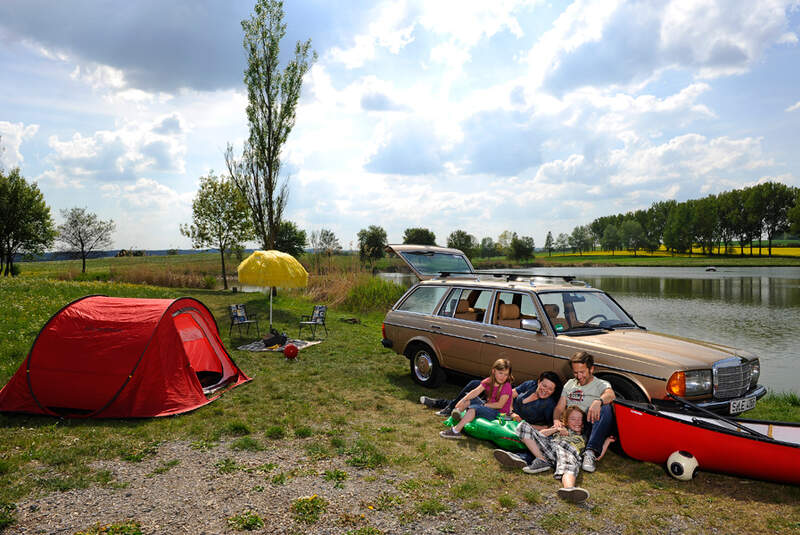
[[582, 450, 597, 473]]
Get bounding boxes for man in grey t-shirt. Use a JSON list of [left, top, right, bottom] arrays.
[[553, 351, 616, 472]]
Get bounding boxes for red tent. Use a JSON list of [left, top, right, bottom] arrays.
[[0, 296, 251, 418]]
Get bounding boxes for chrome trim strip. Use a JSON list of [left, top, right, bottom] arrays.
[[383, 321, 667, 382]]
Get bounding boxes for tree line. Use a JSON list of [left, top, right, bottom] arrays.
[[580, 181, 800, 257], [355, 226, 536, 263]]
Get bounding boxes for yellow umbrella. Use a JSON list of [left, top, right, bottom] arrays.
[[237, 250, 309, 329]]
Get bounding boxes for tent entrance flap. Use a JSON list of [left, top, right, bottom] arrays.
[[173, 309, 235, 393]]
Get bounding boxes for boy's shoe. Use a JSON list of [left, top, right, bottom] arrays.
[[522, 458, 551, 474], [435, 407, 452, 416], [582, 450, 597, 473], [439, 428, 465, 440], [557, 487, 590, 503], [493, 449, 527, 469]]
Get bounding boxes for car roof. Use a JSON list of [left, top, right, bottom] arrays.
[[415, 276, 595, 293]]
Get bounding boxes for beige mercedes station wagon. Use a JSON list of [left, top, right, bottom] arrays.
[[380, 245, 765, 415]]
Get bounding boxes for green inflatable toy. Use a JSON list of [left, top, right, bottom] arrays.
[[443, 412, 526, 452]]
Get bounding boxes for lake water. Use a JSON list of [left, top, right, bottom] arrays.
[[380, 267, 800, 393]]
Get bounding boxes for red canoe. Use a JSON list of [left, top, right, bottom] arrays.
[[614, 399, 800, 485]]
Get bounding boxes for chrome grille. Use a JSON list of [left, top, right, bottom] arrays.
[[713, 359, 752, 399]]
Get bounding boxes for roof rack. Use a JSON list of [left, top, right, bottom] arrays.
[[431, 271, 589, 287]]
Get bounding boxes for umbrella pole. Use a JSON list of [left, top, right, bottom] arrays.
[[269, 287, 273, 330]]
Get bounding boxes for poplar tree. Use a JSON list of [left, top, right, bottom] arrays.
[[226, 0, 316, 250]]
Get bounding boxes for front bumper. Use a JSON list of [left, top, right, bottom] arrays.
[[652, 384, 767, 415]]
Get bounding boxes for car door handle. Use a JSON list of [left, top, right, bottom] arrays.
[[482, 333, 497, 339], [430, 325, 441, 330]]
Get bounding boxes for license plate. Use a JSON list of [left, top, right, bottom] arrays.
[[730, 396, 756, 414]]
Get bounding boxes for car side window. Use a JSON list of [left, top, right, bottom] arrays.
[[493, 292, 537, 328], [438, 288, 461, 317], [397, 286, 447, 314], [442, 288, 492, 322], [538, 292, 567, 332]]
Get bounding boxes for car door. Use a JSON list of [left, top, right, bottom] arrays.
[[480, 291, 556, 382], [434, 287, 493, 377]]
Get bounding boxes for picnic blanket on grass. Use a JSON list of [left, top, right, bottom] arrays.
[[237, 338, 322, 352]]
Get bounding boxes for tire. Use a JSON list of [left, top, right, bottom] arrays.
[[601, 374, 648, 403], [407, 344, 444, 388]]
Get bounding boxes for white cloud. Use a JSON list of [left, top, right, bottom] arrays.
[[70, 63, 126, 90], [522, 0, 798, 95], [328, 1, 416, 68], [609, 133, 771, 186], [787, 101, 800, 112], [0, 121, 39, 169], [40, 117, 187, 187]]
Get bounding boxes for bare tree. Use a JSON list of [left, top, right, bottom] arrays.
[[57, 207, 115, 273]]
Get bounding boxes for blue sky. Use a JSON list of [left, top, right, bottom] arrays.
[[1, 0, 799, 250]]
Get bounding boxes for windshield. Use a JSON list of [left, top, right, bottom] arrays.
[[399, 251, 473, 276], [537, 291, 637, 334]]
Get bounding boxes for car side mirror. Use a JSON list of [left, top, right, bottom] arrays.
[[521, 318, 543, 333]]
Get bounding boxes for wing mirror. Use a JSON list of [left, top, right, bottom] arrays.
[[521, 318, 543, 333]]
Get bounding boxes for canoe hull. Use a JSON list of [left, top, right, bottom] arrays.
[[614, 400, 800, 485]]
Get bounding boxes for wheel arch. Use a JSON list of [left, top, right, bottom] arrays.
[[402, 335, 437, 359], [595, 372, 649, 403]]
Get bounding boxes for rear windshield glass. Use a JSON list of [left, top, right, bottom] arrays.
[[397, 286, 448, 314], [399, 251, 473, 276]]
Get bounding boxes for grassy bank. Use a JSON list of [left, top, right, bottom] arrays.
[[1, 276, 799, 533]]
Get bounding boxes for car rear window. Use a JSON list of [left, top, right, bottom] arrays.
[[397, 286, 448, 314]]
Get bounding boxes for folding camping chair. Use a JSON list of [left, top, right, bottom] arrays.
[[229, 304, 260, 337], [298, 305, 328, 340]]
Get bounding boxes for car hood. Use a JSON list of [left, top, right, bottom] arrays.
[[563, 329, 751, 370]]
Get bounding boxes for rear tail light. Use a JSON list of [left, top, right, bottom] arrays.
[[381, 323, 386, 339]]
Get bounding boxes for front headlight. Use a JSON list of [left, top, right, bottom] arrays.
[[749, 359, 760, 389], [668, 370, 712, 397], [684, 370, 712, 396]]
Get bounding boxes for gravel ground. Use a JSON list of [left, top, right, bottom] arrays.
[[9, 439, 627, 535]]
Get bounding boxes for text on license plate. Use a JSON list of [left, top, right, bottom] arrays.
[[730, 396, 756, 414]]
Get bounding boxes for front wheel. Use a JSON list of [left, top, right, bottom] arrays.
[[408, 345, 444, 387], [602, 375, 647, 403]]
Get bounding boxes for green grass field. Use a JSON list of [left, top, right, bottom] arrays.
[[1, 260, 799, 533]]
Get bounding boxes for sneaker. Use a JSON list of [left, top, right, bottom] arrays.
[[522, 458, 552, 474], [435, 407, 452, 416], [582, 450, 597, 473], [557, 487, 590, 503], [493, 449, 527, 469], [439, 428, 465, 440], [420, 396, 439, 408]]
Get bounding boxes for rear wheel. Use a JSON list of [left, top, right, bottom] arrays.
[[407, 344, 444, 388]]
